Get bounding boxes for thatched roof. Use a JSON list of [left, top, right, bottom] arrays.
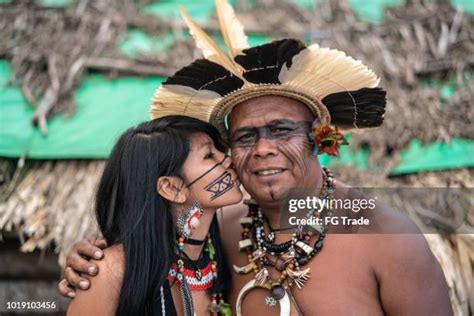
[[0, 0, 473, 315], [0, 160, 103, 264]]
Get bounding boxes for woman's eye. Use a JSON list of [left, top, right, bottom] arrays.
[[204, 152, 215, 159]]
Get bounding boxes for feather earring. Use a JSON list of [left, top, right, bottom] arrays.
[[177, 201, 204, 238]]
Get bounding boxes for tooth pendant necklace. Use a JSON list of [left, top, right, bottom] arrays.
[[234, 168, 335, 316]]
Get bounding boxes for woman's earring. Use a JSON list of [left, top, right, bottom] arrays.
[[177, 201, 204, 238], [310, 124, 348, 156]]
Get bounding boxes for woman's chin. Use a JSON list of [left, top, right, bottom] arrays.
[[208, 189, 244, 208], [228, 189, 244, 205]]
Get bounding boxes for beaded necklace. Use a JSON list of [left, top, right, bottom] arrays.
[[234, 167, 335, 313], [167, 234, 230, 316]]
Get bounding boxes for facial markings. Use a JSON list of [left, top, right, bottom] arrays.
[[231, 120, 311, 148], [268, 182, 276, 201], [231, 148, 251, 182], [231, 120, 312, 177], [230, 120, 312, 200], [276, 133, 313, 177], [186, 155, 228, 188], [203, 170, 235, 200]]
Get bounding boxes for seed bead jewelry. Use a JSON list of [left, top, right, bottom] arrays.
[[234, 168, 336, 314]]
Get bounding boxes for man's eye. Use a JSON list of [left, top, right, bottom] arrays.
[[236, 134, 255, 142], [271, 127, 292, 134]]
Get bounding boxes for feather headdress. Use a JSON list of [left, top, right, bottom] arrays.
[[150, 0, 386, 141]]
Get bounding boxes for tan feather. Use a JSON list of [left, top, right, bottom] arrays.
[[179, 6, 243, 77], [150, 85, 222, 122], [215, 0, 249, 57], [279, 44, 380, 100]]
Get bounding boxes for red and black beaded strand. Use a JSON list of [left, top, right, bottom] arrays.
[[167, 234, 230, 315]]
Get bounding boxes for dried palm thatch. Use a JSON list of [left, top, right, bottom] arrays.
[[0, 160, 103, 266], [0, 0, 176, 134]]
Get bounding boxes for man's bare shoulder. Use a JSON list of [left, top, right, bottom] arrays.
[[371, 199, 422, 234], [368, 232, 452, 314], [336, 182, 453, 314], [336, 181, 422, 234], [335, 182, 437, 269]]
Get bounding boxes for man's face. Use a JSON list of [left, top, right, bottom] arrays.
[[229, 95, 319, 206]]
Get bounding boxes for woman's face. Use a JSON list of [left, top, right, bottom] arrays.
[[181, 133, 243, 209]]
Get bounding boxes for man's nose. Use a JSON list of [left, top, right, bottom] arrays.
[[221, 154, 232, 168], [253, 137, 278, 159]]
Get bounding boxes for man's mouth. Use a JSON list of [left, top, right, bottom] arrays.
[[253, 168, 285, 176]]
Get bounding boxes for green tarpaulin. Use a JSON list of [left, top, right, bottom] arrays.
[[318, 135, 371, 170], [118, 29, 176, 58], [140, 0, 474, 24], [349, 0, 403, 24], [0, 61, 163, 159], [319, 137, 474, 175], [118, 29, 269, 59], [142, 0, 221, 23], [451, 0, 474, 15], [1, 59, 473, 174], [390, 138, 474, 175], [38, 0, 72, 7]]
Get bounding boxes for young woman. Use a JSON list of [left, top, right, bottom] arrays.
[[67, 115, 243, 315]]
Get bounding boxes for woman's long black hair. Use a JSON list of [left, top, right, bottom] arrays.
[[95, 115, 231, 315]]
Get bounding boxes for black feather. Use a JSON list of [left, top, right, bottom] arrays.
[[234, 39, 306, 84], [322, 88, 387, 128], [164, 59, 244, 96]]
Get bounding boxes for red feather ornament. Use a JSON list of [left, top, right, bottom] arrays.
[[312, 124, 348, 156]]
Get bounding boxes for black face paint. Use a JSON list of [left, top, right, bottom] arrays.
[[186, 155, 229, 188], [232, 148, 251, 182], [276, 133, 313, 176], [231, 120, 312, 148], [204, 171, 235, 200], [231, 119, 313, 200], [268, 182, 276, 201]]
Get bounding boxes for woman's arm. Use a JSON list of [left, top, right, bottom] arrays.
[[67, 246, 124, 316]]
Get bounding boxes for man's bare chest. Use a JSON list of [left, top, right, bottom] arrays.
[[226, 235, 384, 315]]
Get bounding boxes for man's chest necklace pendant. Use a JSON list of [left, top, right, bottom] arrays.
[[233, 168, 335, 316]]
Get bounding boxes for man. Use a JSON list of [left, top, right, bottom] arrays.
[[59, 1, 452, 314]]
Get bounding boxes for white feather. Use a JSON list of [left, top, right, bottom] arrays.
[[215, 0, 249, 57], [279, 44, 380, 100], [179, 6, 244, 77], [150, 85, 222, 121]]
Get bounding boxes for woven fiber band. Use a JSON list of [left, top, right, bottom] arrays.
[[210, 84, 331, 143]]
